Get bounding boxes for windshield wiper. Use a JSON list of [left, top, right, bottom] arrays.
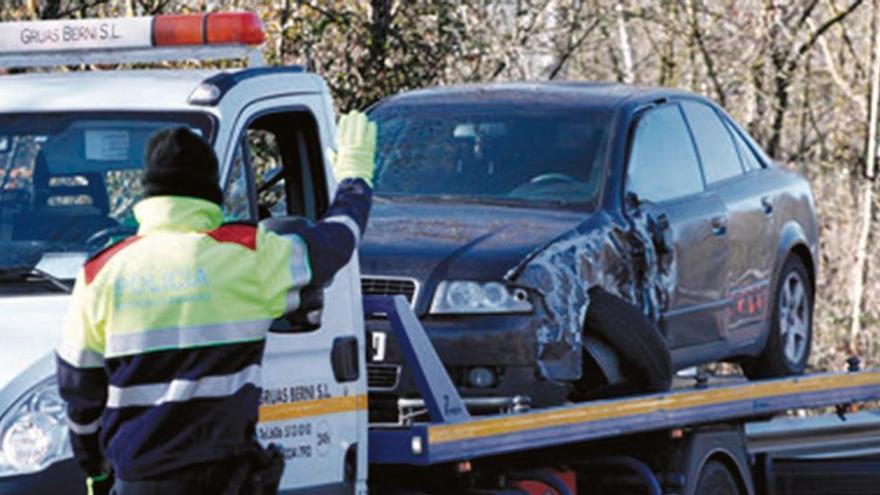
[[28, 268, 73, 293]]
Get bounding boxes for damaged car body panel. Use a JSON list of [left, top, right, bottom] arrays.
[[361, 83, 819, 415], [505, 208, 677, 381]]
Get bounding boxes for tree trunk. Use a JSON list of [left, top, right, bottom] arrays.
[[616, 2, 634, 84], [767, 52, 790, 159], [40, 0, 62, 19], [850, 0, 880, 351]]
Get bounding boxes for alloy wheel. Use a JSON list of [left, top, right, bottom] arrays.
[[778, 271, 809, 365]]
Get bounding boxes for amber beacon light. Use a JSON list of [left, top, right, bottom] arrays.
[[152, 12, 266, 47], [0, 12, 265, 54]]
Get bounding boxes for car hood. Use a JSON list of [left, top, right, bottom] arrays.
[[0, 295, 67, 391], [359, 198, 585, 297]]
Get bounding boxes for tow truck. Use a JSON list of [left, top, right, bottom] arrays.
[[0, 13, 879, 495]]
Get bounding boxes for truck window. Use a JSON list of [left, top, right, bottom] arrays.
[[0, 112, 213, 278], [222, 139, 252, 221], [236, 111, 327, 222], [626, 105, 704, 203]]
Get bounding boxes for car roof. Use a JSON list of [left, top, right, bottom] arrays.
[[374, 81, 701, 110], [0, 66, 322, 114]]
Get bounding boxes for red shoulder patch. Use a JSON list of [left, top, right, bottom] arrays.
[[84, 236, 142, 284], [205, 223, 257, 250]]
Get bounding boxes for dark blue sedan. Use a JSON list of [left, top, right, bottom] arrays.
[[360, 83, 818, 419]]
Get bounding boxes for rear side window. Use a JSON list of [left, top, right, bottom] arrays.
[[627, 105, 703, 203], [723, 119, 764, 172], [680, 101, 743, 184]]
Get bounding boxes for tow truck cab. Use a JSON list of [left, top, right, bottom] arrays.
[[0, 14, 368, 494]]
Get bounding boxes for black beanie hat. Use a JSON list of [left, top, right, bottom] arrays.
[[142, 127, 223, 205]]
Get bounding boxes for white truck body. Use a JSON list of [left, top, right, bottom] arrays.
[[0, 61, 365, 493]]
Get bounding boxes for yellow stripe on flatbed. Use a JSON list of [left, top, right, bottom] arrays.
[[428, 372, 880, 444], [259, 394, 368, 423]]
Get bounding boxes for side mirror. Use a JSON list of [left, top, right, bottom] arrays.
[[649, 212, 673, 255], [261, 216, 325, 333], [625, 191, 641, 210]]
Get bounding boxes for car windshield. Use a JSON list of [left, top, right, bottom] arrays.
[[370, 100, 611, 209], [0, 112, 213, 280]]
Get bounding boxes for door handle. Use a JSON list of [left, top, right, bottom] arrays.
[[760, 196, 774, 215], [711, 216, 728, 236], [331, 336, 360, 382]]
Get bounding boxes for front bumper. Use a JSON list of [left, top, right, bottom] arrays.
[[366, 313, 571, 420], [0, 460, 85, 495]]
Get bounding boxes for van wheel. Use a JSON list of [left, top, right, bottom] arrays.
[[694, 461, 742, 495], [743, 256, 812, 379], [571, 288, 672, 400]]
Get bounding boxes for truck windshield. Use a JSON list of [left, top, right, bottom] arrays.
[[370, 101, 611, 209], [0, 112, 213, 280]]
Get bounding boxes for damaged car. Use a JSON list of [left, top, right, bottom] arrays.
[[359, 83, 818, 419]]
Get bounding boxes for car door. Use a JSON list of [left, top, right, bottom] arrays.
[[679, 101, 772, 347], [625, 103, 730, 355], [221, 100, 367, 493]]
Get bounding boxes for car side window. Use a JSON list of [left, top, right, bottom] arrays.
[[679, 101, 743, 184], [723, 118, 764, 172], [627, 105, 704, 203]]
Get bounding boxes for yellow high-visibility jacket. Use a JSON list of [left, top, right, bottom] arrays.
[[56, 178, 371, 481]]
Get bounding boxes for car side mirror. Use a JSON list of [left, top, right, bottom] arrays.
[[649, 212, 673, 255], [625, 191, 641, 210], [260, 216, 325, 333]]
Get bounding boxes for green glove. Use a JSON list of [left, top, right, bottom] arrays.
[[86, 471, 113, 495], [332, 111, 377, 187]]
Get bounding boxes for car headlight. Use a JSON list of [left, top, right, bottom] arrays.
[[0, 377, 71, 476], [430, 281, 533, 314]]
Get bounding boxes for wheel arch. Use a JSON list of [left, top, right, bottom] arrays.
[[692, 450, 753, 495], [675, 428, 756, 495], [776, 221, 817, 294], [787, 242, 815, 296]]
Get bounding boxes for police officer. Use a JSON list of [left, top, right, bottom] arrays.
[[56, 111, 377, 495]]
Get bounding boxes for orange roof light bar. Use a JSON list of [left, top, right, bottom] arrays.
[[0, 12, 265, 54], [153, 12, 265, 47]]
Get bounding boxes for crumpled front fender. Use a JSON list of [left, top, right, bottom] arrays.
[[505, 210, 676, 382]]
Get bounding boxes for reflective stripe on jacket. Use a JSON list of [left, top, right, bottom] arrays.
[[56, 178, 371, 480]]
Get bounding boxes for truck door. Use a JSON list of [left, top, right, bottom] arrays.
[[220, 101, 367, 493], [625, 103, 731, 359]]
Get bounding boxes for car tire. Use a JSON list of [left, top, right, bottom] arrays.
[[694, 460, 743, 495], [572, 287, 672, 400], [742, 256, 813, 379]]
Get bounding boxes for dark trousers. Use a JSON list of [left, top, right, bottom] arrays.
[[111, 459, 247, 495]]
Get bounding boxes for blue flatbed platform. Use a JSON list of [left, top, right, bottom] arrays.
[[364, 296, 880, 466]]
